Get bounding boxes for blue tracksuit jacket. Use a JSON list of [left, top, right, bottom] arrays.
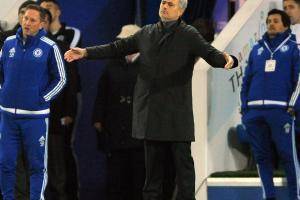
[[0, 28, 66, 117], [0, 28, 66, 200], [241, 30, 300, 112], [241, 29, 300, 199]]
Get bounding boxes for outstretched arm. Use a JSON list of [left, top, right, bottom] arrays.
[[190, 28, 238, 69], [65, 32, 140, 63]]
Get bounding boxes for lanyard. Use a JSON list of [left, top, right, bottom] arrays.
[[263, 34, 291, 59]]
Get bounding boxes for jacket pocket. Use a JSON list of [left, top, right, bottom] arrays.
[[18, 87, 41, 109]]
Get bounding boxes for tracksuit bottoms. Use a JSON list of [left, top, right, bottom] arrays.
[[243, 108, 300, 200], [0, 112, 48, 200]]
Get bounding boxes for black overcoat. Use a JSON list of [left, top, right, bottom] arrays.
[[86, 20, 237, 141], [92, 59, 143, 150]]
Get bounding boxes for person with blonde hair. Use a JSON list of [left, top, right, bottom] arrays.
[[92, 24, 145, 200]]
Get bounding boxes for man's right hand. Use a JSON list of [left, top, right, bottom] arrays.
[[64, 47, 87, 62], [94, 122, 103, 132]]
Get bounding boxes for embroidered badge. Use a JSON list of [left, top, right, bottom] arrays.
[[33, 48, 43, 58], [39, 136, 46, 147], [9, 48, 15, 58], [284, 123, 291, 134], [280, 45, 289, 53]]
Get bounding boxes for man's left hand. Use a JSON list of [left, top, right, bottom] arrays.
[[223, 52, 234, 70]]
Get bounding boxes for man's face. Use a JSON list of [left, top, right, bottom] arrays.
[[40, 2, 60, 22], [159, 0, 184, 21], [267, 14, 288, 37], [283, 0, 300, 24], [22, 9, 43, 37]]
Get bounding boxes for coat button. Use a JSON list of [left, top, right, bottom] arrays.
[[120, 96, 126, 103]]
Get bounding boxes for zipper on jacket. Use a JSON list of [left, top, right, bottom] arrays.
[[262, 50, 267, 108], [13, 43, 26, 112]]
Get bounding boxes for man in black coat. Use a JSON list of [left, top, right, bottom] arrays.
[[93, 25, 176, 200], [92, 42, 145, 200], [65, 0, 238, 199]]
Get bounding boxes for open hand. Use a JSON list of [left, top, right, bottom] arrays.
[[64, 47, 87, 62], [223, 52, 234, 70]]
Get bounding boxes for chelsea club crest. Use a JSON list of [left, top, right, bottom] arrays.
[[33, 48, 43, 58], [280, 45, 289, 53]]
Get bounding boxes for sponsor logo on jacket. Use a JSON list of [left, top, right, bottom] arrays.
[[257, 47, 264, 55], [9, 48, 15, 58]]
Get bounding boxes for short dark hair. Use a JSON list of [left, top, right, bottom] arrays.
[[42, 8, 52, 24], [25, 5, 47, 22], [18, 1, 37, 14], [39, 0, 60, 9], [283, 0, 300, 6], [267, 9, 291, 27]]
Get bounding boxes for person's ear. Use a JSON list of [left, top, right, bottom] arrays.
[[178, 8, 184, 17]]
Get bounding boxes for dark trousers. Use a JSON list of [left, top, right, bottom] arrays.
[[64, 126, 79, 200], [46, 134, 68, 200], [107, 148, 145, 200], [295, 111, 300, 161], [45, 125, 78, 200], [143, 140, 195, 200], [15, 147, 29, 200]]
